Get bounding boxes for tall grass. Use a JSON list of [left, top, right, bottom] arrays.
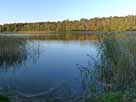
[[98, 34, 136, 91], [79, 33, 136, 101]]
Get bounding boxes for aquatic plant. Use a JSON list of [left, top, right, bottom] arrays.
[[79, 33, 136, 101]]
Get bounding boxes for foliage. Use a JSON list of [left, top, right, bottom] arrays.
[[1, 15, 136, 33], [87, 92, 123, 102], [100, 34, 136, 90], [78, 34, 136, 102], [87, 84, 136, 102]]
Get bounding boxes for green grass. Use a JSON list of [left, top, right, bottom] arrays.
[[87, 92, 124, 102], [86, 34, 136, 102], [82, 85, 136, 102], [0, 95, 10, 102], [87, 90, 136, 102]]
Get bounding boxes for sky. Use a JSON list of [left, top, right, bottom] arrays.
[[0, 0, 136, 24]]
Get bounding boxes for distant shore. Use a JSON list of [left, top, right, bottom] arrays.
[[1, 31, 136, 35], [17, 31, 48, 34], [10, 31, 136, 35], [1, 15, 136, 33]]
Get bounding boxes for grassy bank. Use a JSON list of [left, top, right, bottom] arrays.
[[79, 34, 136, 102], [0, 95, 10, 102], [87, 87, 136, 102]]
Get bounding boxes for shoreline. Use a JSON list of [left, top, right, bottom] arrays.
[[0, 31, 136, 35]]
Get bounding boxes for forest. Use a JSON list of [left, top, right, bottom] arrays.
[[1, 15, 136, 33]]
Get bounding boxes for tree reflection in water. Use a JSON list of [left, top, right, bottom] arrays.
[[0, 36, 40, 70], [0, 36, 42, 100]]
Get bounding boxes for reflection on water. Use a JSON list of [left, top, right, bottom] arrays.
[[0, 37, 27, 69], [2, 33, 136, 101], [0, 33, 98, 41], [0, 36, 40, 70], [0, 34, 98, 101]]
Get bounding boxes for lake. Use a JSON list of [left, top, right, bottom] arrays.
[[0, 33, 136, 101], [0, 34, 99, 99]]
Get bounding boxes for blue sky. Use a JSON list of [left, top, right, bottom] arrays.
[[0, 0, 136, 24]]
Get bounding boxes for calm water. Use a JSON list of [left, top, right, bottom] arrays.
[[0, 34, 99, 98], [1, 33, 136, 100]]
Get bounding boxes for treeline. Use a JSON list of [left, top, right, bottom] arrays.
[[1, 15, 136, 33]]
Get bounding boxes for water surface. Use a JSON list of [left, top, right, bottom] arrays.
[[0, 34, 98, 98]]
